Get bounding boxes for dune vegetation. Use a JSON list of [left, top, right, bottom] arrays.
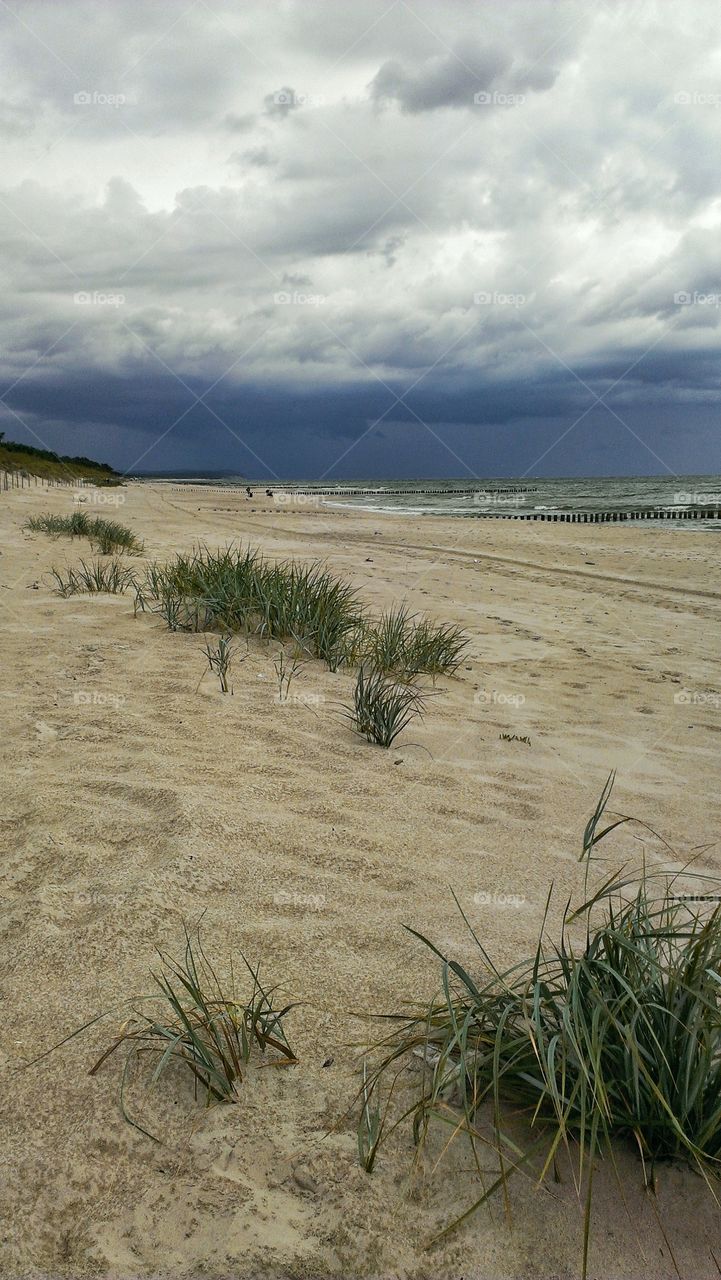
[[0, 434, 119, 484], [26, 511, 143, 555], [52, 541, 469, 746], [32, 926, 297, 1144], [358, 777, 721, 1277], [28, 762, 721, 1278]]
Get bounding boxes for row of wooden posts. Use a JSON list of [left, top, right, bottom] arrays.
[[0, 471, 91, 491], [272, 489, 721, 521], [479, 508, 721, 522], [3, 474, 719, 522], [268, 486, 539, 496], [156, 483, 720, 523]]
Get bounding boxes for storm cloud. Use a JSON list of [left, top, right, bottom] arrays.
[[0, 0, 719, 477]]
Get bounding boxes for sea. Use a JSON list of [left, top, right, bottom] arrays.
[[146, 474, 721, 528]]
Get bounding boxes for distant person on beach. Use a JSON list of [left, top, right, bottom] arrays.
[[246, 486, 253, 497], [266, 489, 273, 497]]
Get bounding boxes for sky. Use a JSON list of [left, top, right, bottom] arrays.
[[0, 0, 720, 480]]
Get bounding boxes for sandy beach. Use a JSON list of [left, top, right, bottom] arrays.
[[2, 481, 721, 1279]]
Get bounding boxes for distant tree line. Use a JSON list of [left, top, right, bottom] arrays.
[[0, 433, 116, 474]]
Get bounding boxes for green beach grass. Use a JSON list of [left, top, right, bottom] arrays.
[[51, 559, 138, 595], [135, 544, 468, 681], [30, 926, 297, 1143], [49, 541, 468, 745], [343, 664, 429, 747], [357, 777, 721, 1276], [364, 604, 468, 681], [26, 511, 144, 555]]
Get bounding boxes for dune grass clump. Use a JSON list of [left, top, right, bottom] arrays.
[[359, 777, 721, 1275], [365, 605, 468, 679], [140, 544, 365, 670], [344, 665, 428, 747], [364, 605, 415, 676], [274, 648, 305, 702], [32, 926, 297, 1142], [89, 518, 143, 556], [284, 562, 365, 670], [132, 547, 465, 687], [202, 634, 236, 693], [26, 511, 92, 537], [406, 615, 468, 677], [51, 558, 137, 596], [26, 511, 143, 555], [47, 539, 466, 739], [142, 546, 259, 631]]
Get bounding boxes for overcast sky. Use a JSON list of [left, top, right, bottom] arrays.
[[1, 0, 720, 479]]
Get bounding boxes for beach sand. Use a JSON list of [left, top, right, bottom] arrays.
[[2, 481, 720, 1278]]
